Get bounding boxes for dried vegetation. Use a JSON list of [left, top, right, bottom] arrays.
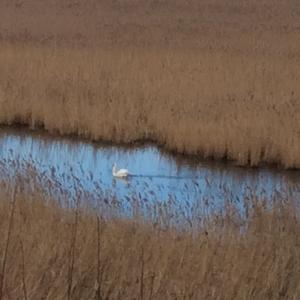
[[0, 0, 299, 167], [0, 172, 299, 299]]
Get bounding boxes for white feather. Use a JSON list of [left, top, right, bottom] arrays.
[[112, 162, 130, 178]]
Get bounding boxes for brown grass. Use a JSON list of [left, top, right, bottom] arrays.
[[0, 176, 300, 299], [0, 0, 299, 168]]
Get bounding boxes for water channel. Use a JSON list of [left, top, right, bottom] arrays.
[[0, 127, 299, 222]]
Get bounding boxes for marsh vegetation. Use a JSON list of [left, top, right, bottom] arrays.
[[0, 0, 299, 167], [0, 146, 298, 299], [0, 1, 300, 299], [0, 170, 299, 299]]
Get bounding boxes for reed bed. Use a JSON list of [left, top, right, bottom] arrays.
[[0, 0, 300, 168], [0, 169, 299, 299], [1, 2, 300, 295]]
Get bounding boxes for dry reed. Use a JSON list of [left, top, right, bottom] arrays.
[[0, 177, 299, 299], [0, 0, 299, 167]]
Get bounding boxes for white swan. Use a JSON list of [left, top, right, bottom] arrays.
[[112, 162, 130, 178]]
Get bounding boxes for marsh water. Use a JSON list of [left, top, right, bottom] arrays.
[[0, 127, 299, 220]]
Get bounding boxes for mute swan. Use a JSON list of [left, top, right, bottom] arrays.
[[112, 162, 130, 178]]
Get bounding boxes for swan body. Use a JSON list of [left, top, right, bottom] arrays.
[[112, 163, 130, 178]]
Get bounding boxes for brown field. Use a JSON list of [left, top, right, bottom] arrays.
[[0, 0, 300, 168], [0, 173, 299, 299], [1, 2, 300, 298]]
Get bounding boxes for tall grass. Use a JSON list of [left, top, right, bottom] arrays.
[[0, 175, 300, 299], [0, 0, 299, 168]]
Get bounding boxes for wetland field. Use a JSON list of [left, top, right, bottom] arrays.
[[0, 1, 300, 299], [0, 0, 299, 167], [0, 149, 300, 299]]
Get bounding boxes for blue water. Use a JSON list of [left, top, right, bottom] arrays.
[[0, 128, 299, 218]]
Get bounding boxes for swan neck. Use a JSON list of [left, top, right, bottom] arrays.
[[112, 165, 117, 176]]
